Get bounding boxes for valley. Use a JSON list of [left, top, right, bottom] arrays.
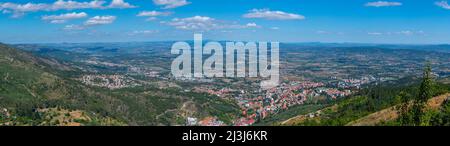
[[1, 42, 450, 126]]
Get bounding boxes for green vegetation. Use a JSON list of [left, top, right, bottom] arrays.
[[288, 64, 450, 126], [398, 63, 450, 126], [2, 42, 450, 126], [0, 44, 239, 126], [429, 100, 450, 126], [255, 104, 325, 126]]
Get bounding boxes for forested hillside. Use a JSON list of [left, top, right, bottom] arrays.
[[0, 44, 239, 126]]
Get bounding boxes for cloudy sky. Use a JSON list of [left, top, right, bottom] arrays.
[[1, 0, 450, 44]]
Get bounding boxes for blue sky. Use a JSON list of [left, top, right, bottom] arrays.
[[1, 0, 450, 44]]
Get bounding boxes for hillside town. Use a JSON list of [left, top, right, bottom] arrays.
[[80, 75, 140, 89], [185, 79, 359, 126]]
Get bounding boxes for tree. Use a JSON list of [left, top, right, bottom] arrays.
[[439, 100, 450, 125], [397, 91, 413, 125], [412, 63, 435, 126], [430, 99, 450, 126]]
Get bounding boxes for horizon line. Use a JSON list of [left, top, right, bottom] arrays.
[[3, 40, 450, 46]]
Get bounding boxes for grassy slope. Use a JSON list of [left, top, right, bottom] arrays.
[[347, 93, 450, 126]]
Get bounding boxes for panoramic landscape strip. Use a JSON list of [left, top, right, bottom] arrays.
[[0, 0, 449, 128]]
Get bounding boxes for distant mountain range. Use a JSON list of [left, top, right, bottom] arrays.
[[11, 41, 450, 53]]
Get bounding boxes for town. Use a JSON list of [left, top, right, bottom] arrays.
[[184, 75, 382, 126], [9, 41, 449, 126]]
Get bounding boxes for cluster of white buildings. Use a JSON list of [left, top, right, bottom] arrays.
[[81, 75, 139, 89]]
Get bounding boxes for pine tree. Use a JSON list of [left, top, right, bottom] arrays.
[[397, 91, 413, 125], [412, 63, 434, 126]]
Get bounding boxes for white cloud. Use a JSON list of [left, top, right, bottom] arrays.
[[398, 30, 413, 35], [243, 9, 305, 20], [396, 30, 425, 35], [145, 17, 158, 21], [137, 10, 171, 21], [137, 10, 171, 17], [0, 0, 134, 17], [129, 30, 159, 35], [163, 16, 216, 30], [63, 24, 85, 30], [163, 16, 257, 31], [270, 27, 280, 30], [42, 12, 87, 24], [152, 0, 190, 9], [367, 31, 425, 36], [365, 1, 402, 7], [368, 32, 383, 35], [50, 20, 68, 24], [0, 0, 105, 12], [61, 14, 117, 31], [108, 0, 136, 9], [51, 0, 105, 10], [0, 2, 52, 13], [245, 22, 261, 28], [436, 1, 450, 9], [84, 15, 116, 26]]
